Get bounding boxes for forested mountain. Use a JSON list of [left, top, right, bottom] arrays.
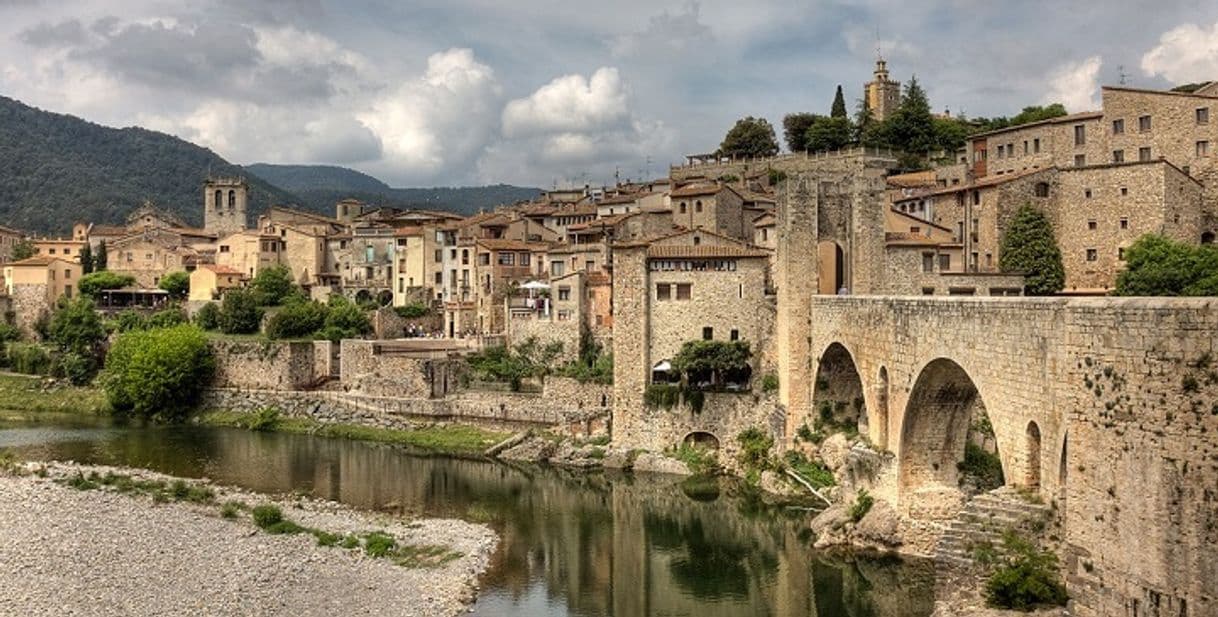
[[0, 96, 296, 234], [247, 164, 541, 216]]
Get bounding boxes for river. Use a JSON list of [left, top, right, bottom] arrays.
[[0, 413, 936, 617]]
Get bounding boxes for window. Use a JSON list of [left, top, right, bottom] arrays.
[[497, 253, 515, 266], [730, 329, 739, 341], [1033, 138, 1041, 153], [679, 202, 687, 214], [996, 146, 1004, 159], [584, 260, 594, 271], [558, 286, 571, 301], [435, 249, 442, 262], [1084, 189, 1093, 199], [461, 249, 469, 265], [1074, 154, 1086, 167], [1034, 182, 1050, 198], [365, 246, 375, 262], [1121, 187, 1128, 196], [922, 252, 935, 273], [1088, 220, 1097, 230], [1138, 115, 1151, 132], [48, 248, 56, 255], [676, 283, 692, 300], [219, 245, 230, 253], [985, 253, 993, 267], [694, 200, 703, 213], [1139, 147, 1152, 162], [1118, 247, 1126, 261], [761, 228, 768, 241], [1023, 141, 1029, 155], [1112, 118, 1124, 134], [972, 190, 980, 205], [434, 272, 442, 284], [449, 248, 457, 259], [702, 327, 713, 340], [520, 253, 531, 266], [922, 287, 935, 295], [1197, 141, 1210, 157], [1113, 149, 1125, 163], [551, 261, 565, 276], [1120, 217, 1129, 229], [938, 254, 951, 270], [1086, 248, 1098, 261], [479, 253, 490, 266], [64, 269, 71, 279], [1197, 108, 1209, 125], [1074, 124, 1086, 146]]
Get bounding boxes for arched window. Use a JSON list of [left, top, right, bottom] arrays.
[[228, 190, 236, 209], [694, 200, 703, 213], [679, 201, 687, 214], [214, 190, 222, 211]]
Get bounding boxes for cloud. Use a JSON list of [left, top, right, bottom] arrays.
[[1043, 56, 1102, 112], [19, 19, 87, 47], [609, 3, 711, 59], [358, 48, 502, 182], [502, 68, 630, 138], [1141, 21, 1218, 84]]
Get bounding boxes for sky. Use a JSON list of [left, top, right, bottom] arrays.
[[2, 0, 1218, 189]]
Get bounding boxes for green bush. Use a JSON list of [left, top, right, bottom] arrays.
[[146, 307, 187, 330], [849, 489, 875, 522], [783, 451, 835, 489], [194, 302, 221, 330], [466, 338, 562, 390], [1116, 234, 1218, 296], [321, 297, 371, 340], [958, 442, 1006, 491], [77, 271, 136, 297], [364, 532, 397, 558], [985, 531, 1068, 610], [761, 372, 779, 393], [101, 324, 214, 421], [8, 343, 52, 375], [158, 271, 190, 299], [265, 301, 328, 339], [219, 289, 263, 335], [672, 339, 753, 389], [245, 406, 281, 431], [48, 297, 105, 357], [736, 427, 776, 475], [394, 302, 429, 319], [250, 265, 298, 306], [54, 352, 97, 386], [671, 443, 719, 475], [0, 323, 21, 343], [112, 310, 146, 332], [644, 383, 681, 410]]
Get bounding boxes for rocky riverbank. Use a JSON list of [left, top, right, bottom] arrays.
[[0, 461, 497, 616]]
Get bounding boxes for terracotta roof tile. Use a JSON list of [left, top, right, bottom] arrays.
[[670, 183, 724, 198], [647, 244, 771, 259]]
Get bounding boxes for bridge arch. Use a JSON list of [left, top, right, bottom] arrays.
[[682, 431, 720, 451], [812, 342, 866, 436], [898, 357, 1006, 507]]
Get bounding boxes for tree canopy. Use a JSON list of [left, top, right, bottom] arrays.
[[1115, 234, 1218, 296], [719, 116, 779, 158], [671, 340, 753, 388], [782, 113, 819, 152], [102, 324, 214, 421], [78, 271, 136, 297], [158, 271, 190, 299], [249, 265, 298, 306], [999, 205, 1065, 296], [830, 85, 848, 118]]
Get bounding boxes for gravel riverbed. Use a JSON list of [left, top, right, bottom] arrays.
[[0, 461, 497, 616]]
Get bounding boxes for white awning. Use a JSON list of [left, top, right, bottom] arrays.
[[520, 280, 550, 290], [652, 360, 672, 372]]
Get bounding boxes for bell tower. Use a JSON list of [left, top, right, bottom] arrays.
[[203, 177, 248, 236], [863, 56, 902, 122]]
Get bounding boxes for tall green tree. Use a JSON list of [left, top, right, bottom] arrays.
[[79, 243, 94, 274], [94, 241, 108, 271], [999, 205, 1065, 296], [101, 324, 214, 421], [78, 271, 136, 297], [881, 75, 937, 158], [11, 239, 35, 261], [719, 116, 779, 158], [782, 113, 819, 152], [805, 116, 853, 152], [854, 99, 880, 146], [1009, 104, 1067, 126], [1115, 234, 1218, 296], [830, 85, 848, 118], [249, 265, 298, 306], [219, 289, 263, 334], [158, 271, 190, 299]]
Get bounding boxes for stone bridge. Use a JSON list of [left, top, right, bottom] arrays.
[[779, 295, 1218, 616]]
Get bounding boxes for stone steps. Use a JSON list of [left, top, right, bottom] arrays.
[[934, 487, 1051, 568]]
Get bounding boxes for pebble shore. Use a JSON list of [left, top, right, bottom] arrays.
[[0, 461, 497, 616]]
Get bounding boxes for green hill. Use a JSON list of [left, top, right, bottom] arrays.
[[247, 164, 541, 216], [0, 95, 298, 235]]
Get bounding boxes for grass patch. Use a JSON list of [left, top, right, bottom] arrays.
[[849, 489, 875, 523], [220, 500, 244, 519], [783, 451, 836, 489], [959, 442, 1006, 491], [60, 470, 218, 505], [199, 410, 510, 455], [0, 373, 107, 415], [364, 531, 397, 557], [669, 443, 719, 475]]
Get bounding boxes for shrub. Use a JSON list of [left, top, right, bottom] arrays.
[[761, 372, 779, 393], [195, 302, 221, 330], [220, 501, 243, 519], [8, 342, 52, 375], [101, 324, 214, 421], [219, 289, 263, 335], [245, 406, 281, 431], [112, 310, 147, 332], [48, 297, 106, 357], [958, 442, 1005, 491], [783, 451, 835, 489], [644, 383, 681, 410], [266, 301, 328, 339], [250, 265, 298, 306], [849, 489, 875, 522], [364, 532, 397, 558], [251, 504, 283, 528], [158, 271, 190, 299], [671, 443, 719, 475], [321, 297, 371, 340], [77, 271, 136, 297], [54, 352, 97, 385], [671, 339, 753, 389], [736, 427, 776, 474], [985, 531, 1068, 610], [146, 307, 187, 330], [394, 302, 429, 319], [0, 323, 21, 343], [1116, 234, 1218, 296]]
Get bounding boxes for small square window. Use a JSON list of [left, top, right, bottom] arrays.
[[1197, 108, 1209, 125], [1033, 138, 1041, 153], [656, 283, 671, 300], [1139, 147, 1152, 162], [1087, 220, 1097, 230], [676, 283, 692, 300], [1120, 218, 1129, 229], [1120, 187, 1128, 196], [1086, 248, 1098, 262], [1138, 115, 1152, 132], [730, 329, 739, 341], [702, 326, 713, 340], [1197, 141, 1209, 157], [1112, 150, 1124, 163], [1074, 154, 1086, 167], [1084, 189, 1093, 199], [1112, 119, 1124, 134]]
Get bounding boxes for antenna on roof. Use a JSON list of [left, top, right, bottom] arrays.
[[1118, 64, 1128, 85], [875, 27, 883, 61]]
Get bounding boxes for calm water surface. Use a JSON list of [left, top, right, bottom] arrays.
[[0, 414, 935, 617]]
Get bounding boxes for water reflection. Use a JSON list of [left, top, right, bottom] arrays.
[[1, 416, 935, 617]]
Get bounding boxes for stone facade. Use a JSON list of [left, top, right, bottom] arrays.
[[339, 339, 463, 399], [208, 339, 321, 391], [203, 177, 248, 237]]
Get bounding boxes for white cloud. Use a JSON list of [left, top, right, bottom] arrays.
[[358, 48, 501, 182], [1043, 56, 1102, 112], [502, 68, 630, 139], [1141, 21, 1218, 84]]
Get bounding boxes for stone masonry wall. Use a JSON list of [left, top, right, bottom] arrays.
[[209, 339, 319, 390]]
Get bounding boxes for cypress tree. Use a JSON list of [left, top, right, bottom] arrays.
[[80, 243, 94, 274], [1000, 205, 1065, 296], [831, 85, 848, 118], [94, 241, 108, 271]]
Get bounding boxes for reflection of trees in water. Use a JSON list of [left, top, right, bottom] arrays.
[[25, 425, 936, 617]]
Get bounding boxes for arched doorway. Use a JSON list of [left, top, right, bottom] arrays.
[[376, 290, 393, 306], [875, 366, 890, 450], [899, 358, 1003, 499], [1025, 421, 1042, 490], [1202, 231, 1215, 245], [816, 241, 845, 294], [354, 289, 372, 305], [683, 431, 720, 451], [811, 343, 865, 436]]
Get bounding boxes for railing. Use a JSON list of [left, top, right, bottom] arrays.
[[670, 146, 900, 170]]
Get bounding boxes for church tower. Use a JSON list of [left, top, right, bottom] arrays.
[[863, 57, 901, 122], [203, 177, 248, 236]]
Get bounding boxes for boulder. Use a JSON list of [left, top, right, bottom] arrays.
[[631, 452, 692, 476], [497, 436, 557, 462], [854, 499, 902, 548], [819, 433, 851, 472], [759, 470, 800, 498], [810, 503, 852, 548], [601, 449, 633, 470]]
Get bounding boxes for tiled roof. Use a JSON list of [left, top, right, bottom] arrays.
[[929, 167, 1051, 196], [7, 256, 64, 267], [647, 244, 771, 259], [969, 111, 1103, 139], [475, 239, 551, 252], [394, 226, 425, 237], [670, 182, 723, 198], [200, 264, 245, 275], [598, 192, 653, 205]]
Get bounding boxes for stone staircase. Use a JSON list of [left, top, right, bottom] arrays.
[[935, 486, 1052, 568]]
